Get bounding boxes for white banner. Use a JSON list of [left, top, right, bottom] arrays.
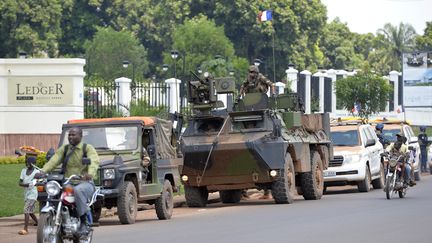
[[402, 52, 432, 107]]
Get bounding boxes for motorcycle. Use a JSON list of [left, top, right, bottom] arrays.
[[383, 152, 408, 200], [36, 174, 102, 243]]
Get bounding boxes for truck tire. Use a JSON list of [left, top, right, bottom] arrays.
[[300, 151, 324, 200], [117, 181, 137, 224], [372, 163, 385, 189], [91, 205, 102, 223], [271, 154, 295, 204], [219, 190, 242, 203], [358, 165, 371, 192], [155, 180, 174, 220], [185, 185, 208, 207]]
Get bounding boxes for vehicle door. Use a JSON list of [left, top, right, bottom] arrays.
[[364, 126, 382, 175]]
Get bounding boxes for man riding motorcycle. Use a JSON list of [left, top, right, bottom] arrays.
[[386, 135, 416, 187], [38, 127, 100, 235]]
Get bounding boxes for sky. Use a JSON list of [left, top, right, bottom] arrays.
[[321, 0, 432, 35]]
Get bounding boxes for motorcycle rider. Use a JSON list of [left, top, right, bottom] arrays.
[[38, 127, 100, 235], [386, 134, 416, 187]]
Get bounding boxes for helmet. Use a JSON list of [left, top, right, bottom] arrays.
[[249, 65, 259, 73], [375, 123, 384, 131], [420, 126, 426, 132]]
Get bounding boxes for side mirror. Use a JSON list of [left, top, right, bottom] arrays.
[[46, 148, 55, 161], [366, 139, 376, 147]]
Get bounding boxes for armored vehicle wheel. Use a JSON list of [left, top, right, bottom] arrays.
[[185, 185, 209, 207], [219, 190, 242, 203], [155, 180, 174, 220], [117, 181, 138, 224], [271, 154, 296, 204], [358, 165, 371, 192], [300, 151, 324, 200], [372, 163, 385, 189]]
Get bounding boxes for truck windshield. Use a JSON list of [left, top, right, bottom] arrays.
[[330, 130, 360, 146], [61, 126, 139, 151], [382, 129, 400, 143]]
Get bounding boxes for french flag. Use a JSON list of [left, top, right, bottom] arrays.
[[259, 10, 272, 22]]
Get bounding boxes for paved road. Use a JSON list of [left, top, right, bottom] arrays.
[[4, 174, 432, 243]]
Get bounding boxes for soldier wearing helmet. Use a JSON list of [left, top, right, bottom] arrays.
[[418, 126, 429, 172], [239, 65, 275, 96], [375, 123, 389, 148]]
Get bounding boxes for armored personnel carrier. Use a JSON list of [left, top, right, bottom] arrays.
[[180, 73, 332, 206]]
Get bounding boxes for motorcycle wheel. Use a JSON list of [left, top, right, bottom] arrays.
[[398, 188, 406, 198], [385, 178, 391, 200], [37, 212, 63, 243]]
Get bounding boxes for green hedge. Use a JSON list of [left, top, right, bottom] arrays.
[[0, 152, 47, 167]]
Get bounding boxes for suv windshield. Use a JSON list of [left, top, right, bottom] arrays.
[[62, 126, 138, 151], [330, 130, 360, 146], [382, 129, 400, 143]]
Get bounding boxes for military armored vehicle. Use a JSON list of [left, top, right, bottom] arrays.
[[39, 117, 182, 224], [180, 73, 333, 207]]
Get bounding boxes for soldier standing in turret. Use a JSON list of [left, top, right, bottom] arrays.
[[239, 65, 275, 96]]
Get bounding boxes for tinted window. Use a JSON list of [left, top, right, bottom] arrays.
[[382, 129, 400, 143], [330, 130, 360, 146]]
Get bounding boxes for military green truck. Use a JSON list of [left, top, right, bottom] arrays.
[[180, 74, 332, 206], [47, 117, 182, 224]]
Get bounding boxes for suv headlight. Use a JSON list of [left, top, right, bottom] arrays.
[[45, 181, 61, 196], [344, 154, 361, 164], [103, 169, 115, 180]]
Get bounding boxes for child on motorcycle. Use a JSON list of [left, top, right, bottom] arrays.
[[18, 156, 39, 235]]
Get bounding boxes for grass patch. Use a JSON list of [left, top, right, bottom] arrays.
[[0, 164, 26, 217]]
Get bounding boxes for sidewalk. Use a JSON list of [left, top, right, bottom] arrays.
[[0, 192, 221, 227]]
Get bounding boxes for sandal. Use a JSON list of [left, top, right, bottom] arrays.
[[18, 229, 28, 235]]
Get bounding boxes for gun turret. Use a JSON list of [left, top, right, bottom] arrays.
[[187, 72, 236, 113]]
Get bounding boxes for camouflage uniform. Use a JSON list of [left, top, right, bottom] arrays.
[[240, 65, 274, 95]]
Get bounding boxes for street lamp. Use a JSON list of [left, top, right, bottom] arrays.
[[197, 65, 202, 74], [170, 50, 179, 112], [123, 59, 135, 98], [254, 58, 262, 67], [229, 70, 234, 76], [18, 51, 27, 59]]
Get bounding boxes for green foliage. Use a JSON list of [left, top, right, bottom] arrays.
[[128, 98, 168, 118], [0, 0, 62, 57], [416, 21, 432, 50], [0, 156, 23, 165], [335, 69, 392, 120], [84, 27, 148, 83], [0, 164, 26, 217]]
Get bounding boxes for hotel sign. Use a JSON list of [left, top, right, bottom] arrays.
[[8, 77, 73, 105]]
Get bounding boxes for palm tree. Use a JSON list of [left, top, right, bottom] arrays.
[[379, 22, 417, 58]]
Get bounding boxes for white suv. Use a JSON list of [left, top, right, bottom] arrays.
[[324, 123, 385, 192]]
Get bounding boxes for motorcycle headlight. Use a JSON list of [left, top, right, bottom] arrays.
[[104, 169, 115, 180], [344, 154, 361, 164], [389, 159, 398, 167], [45, 181, 61, 196]]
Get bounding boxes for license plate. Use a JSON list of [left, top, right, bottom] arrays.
[[324, 171, 336, 177]]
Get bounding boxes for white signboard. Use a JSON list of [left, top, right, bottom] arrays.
[[402, 52, 432, 107], [8, 77, 74, 105]]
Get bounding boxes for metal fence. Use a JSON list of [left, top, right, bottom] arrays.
[[84, 81, 171, 118]]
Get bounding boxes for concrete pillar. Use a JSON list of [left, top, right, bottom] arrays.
[[327, 69, 337, 113], [275, 81, 286, 94], [313, 71, 327, 113], [382, 76, 390, 112], [165, 78, 182, 114], [301, 70, 312, 114], [389, 70, 399, 112], [115, 77, 132, 117], [285, 66, 299, 92]]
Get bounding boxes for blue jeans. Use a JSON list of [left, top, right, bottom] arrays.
[[74, 181, 95, 217], [404, 164, 412, 182]]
